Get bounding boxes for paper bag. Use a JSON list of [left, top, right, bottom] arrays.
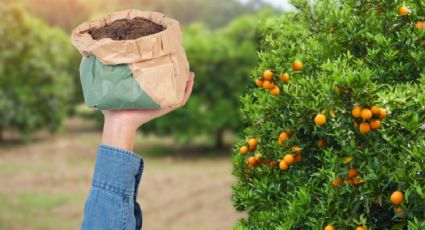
[[71, 9, 190, 110]]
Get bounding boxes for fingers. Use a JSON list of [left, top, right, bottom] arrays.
[[179, 72, 195, 107]]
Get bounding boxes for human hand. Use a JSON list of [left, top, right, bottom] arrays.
[[101, 72, 195, 152]]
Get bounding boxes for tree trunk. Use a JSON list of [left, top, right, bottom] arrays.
[[215, 129, 225, 149]]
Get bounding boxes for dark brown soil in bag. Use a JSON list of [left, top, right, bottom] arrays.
[[89, 17, 165, 40]]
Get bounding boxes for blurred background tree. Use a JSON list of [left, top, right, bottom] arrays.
[[0, 0, 286, 149], [143, 13, 267, 148], [0, 4, 75, 141]]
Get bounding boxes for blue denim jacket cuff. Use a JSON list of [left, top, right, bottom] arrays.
[[92, 145, 144, 196]]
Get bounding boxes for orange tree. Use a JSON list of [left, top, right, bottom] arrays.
[[232, 0, 425, 229]]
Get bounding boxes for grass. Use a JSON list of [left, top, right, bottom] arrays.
[[0, 117, 245, 230], [0, 192, 83, 230]]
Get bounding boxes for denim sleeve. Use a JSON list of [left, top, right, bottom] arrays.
[[81, 145, 144, 230]]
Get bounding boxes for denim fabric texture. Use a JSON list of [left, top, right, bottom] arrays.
[[81, 145, 144, 230]]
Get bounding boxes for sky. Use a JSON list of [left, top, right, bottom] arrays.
[[239, 0, 297, 11]]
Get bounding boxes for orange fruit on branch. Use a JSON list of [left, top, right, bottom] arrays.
[[262, 80, 273, 89], [359, 122, 371, 134], [283, 154, 295, 165], [370, 119, 381, 129], [391, 191, 404, 206], [248, 138, 258, 149], [370, 105, 381, 115], [279, 72, 290, 83], [269, 161, 277, 168], [356, 226, 366, 230], [263, 70, 274, 80], [324, 226, 335, 230], [314, 114, 327, 126], [279, 161, 289, 171], [292, 60, 303, 71], [361, 108, 373, 120], [279, 132, 288, 141], [247, 156, 258, 167], [352, 106, 362, 118], [255, 79, 263, 88], [270, 86, 280, 96], [399, 6, 410, 16], [240, 146, 249, 155], [417, 21, 425, 29]]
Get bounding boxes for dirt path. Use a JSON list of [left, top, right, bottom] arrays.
[[0, 119, 245, 230]]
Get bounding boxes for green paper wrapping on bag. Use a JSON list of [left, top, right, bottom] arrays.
[[71, 10, 190, 110]]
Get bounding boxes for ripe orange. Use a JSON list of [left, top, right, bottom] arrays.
[[334, 86, 341, 94], [262, 80, 273, 89], [348, 168, 358, 179], [361, 108, 373, 120], [255, 79, 263, 88], [263, 70, 273, 80], [314, 114, 327, 126], [292, 60, 303, 71], [247, 156, 257, 167], [240, 146, 249, 155], [294, 154, 302, 163], [370, 105, 381, 115], [324, 225, 335, 230], [270, 86, 280, 96], [359, 122, 371, 134], [291, 146, 302, 155], [417, 21, 425, 29], [248, 138, 258, 149], [283, 154, 295, 165], [279, 132, 288, 141], [279, 161, 289, 171], [352, 106, 362, 118], [255, 153, 263, 161], [391, 191, 404, 206], [356, 226, 366, 230], [332, 178, 343, 188], [379, 108, 387, 119], [279, 73, 290, 83], [370, 119, 381, 129], [399, 6, 410, 16]]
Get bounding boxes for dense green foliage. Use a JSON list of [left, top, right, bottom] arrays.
[[232, 0, 425, 229], [143, 13, 265, 147], [0, 4, 75, 139]]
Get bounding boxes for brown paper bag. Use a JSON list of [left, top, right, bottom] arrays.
[[71, 9, 190, 110]]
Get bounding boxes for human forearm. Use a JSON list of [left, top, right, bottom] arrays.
[[101, 115, 138, 152]]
